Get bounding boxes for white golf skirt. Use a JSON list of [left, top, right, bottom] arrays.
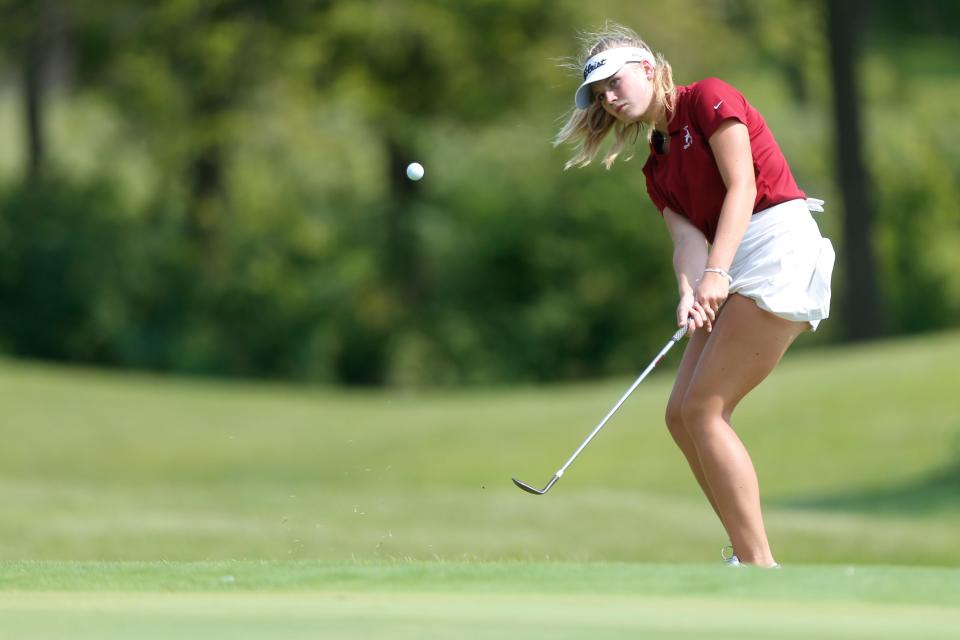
[[729, 198, 834, 330]]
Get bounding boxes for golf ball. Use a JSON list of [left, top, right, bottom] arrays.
[[406, 162, 425, 181]]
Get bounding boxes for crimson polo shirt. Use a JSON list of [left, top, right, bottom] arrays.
[[642, 78, 805, 243]]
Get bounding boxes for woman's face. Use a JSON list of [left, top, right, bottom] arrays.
[[590, 62, 655, 123]]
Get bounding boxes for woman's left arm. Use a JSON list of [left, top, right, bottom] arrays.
[[696, 120, 757, 319]]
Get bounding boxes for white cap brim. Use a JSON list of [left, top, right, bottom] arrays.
[[573, 47, 656, 109]]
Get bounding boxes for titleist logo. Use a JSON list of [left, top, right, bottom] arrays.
[[583, 58, 606, 80]]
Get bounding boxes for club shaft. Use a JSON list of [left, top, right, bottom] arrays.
[[552, 326, 687, 479]]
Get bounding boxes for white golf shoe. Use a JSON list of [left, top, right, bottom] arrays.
[[721, 545, 742, 567], [721, 544, 780, 568]]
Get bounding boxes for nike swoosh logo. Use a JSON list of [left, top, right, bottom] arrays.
[[714, 100, 723, 110]]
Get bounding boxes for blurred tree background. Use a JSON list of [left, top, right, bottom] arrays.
[[0, 0, 957, 386]]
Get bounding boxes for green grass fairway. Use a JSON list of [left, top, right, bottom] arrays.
[[2, 561, 959, 639], [2, 330, 959, 565], [1, 331, 959, 636]]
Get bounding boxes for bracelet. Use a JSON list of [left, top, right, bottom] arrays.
[[703, 267, 733, 284]]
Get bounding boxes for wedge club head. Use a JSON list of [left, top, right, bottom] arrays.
[[512, 474, 560, 495]]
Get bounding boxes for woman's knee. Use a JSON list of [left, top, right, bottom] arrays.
[[665, 401, 687, 438], [679, 392, 723, 432]]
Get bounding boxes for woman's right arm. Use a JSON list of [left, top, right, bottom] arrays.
[[663, 207, 711, 334]]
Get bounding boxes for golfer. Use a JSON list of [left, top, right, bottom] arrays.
[[555, 24, 834, 567]]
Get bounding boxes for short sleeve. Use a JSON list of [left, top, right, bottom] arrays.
[[690, 78, 749, 140]]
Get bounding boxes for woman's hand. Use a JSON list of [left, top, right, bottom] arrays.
[[693, 271, 730, 329], [677, 291, 712, 335]]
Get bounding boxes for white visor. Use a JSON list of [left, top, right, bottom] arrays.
[[573, 47, 656, 109]]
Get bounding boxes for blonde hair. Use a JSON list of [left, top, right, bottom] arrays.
[[554, 23, 675, 170]]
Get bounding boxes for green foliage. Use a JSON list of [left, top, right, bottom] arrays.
[[866, 41, 960, 333], [391, 123, 676, 384], [0, 1, 958, 384], [0, 176, 127, 360]]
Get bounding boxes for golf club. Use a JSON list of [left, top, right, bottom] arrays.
[[512, 324, 689, 495]]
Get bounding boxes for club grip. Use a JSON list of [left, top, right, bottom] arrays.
[[672, 324, 689, 342]]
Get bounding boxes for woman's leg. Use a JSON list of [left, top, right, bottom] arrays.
[[665, 328, 724, 523], [680, 294, 808, 565]]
